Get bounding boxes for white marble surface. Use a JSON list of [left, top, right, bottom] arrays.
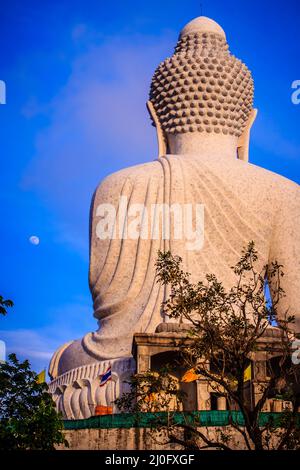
[[49, 16, 300, 419]]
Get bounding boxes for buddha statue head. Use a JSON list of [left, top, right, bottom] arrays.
[[147, 16, 257, 161]]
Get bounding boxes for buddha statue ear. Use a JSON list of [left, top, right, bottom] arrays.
[[147, 100, 168, 157], [237, 108, 258, 162]]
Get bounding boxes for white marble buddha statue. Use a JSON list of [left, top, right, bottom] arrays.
[[49, 17, 300, 418]]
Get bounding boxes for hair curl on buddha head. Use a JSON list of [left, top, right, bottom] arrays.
[[149, 17, 254, 137]]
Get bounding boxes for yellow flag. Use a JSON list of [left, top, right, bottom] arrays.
[[36, 369, 46, 384], [181, 368, 199, 383], [229, 364, 252, 386], [243, 364, 251, 382]]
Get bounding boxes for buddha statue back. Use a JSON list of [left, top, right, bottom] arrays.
[[48, 17, 300, 419]]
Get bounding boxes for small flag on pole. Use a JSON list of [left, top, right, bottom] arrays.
[[100, 365, 112, 387], [229, 364, 252, 387], [36, 369, 46, 384], [181, 368, 199, 383], [243, 364, 252, 382]]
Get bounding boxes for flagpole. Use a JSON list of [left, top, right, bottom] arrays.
[[110, 364, 113, 414], [110, 378, 112, 413]]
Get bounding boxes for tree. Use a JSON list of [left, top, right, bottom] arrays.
[[116, 242, 300, 450], [0, 296, 13, 316], [0, 353, 68, 450], [0, 296, 67, 449]]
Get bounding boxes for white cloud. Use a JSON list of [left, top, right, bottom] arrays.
[[0, 329, 56, 370], [21, 30, 174, 256], [0, 298, 95, 374]]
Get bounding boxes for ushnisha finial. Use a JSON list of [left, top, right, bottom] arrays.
[[179, 16, 226, 40]]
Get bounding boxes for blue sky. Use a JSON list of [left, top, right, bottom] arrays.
[[0, 0, 299, 373]]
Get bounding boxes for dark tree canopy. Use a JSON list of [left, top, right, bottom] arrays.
[[0, 353, 68, 450], [0, 295, 13, 316]]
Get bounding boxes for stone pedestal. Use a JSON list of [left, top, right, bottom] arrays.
[[133, 324, 199, 411], [132, 325, 292, 414], [49, 357, 136, 420]]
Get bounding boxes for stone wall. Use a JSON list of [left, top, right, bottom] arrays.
[[59, 427, 246, 450], [60, 428, 181, 450]]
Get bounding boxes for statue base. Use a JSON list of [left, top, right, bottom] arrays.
[[49, 357, 136, 420]]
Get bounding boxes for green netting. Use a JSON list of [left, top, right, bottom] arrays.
[[63, 411, 300, 430]]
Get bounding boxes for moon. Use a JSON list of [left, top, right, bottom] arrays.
[[29, 235, 40, 245]]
